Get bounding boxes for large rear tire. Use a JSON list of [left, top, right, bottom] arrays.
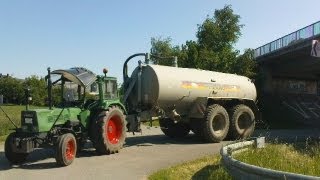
[[5, 132, 29, 164], [228, 104, 255, 140], [202, 104, 229, 143], [91, 106, 126, 154], [159, 118, 190, 138], [55, 133, 77, 166]]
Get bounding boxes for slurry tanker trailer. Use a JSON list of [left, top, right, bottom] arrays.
[[123, 53, 259, 143]]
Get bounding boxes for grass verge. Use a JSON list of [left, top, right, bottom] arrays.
[[149, 142, 320, 179], [148, 155, 231, 180], [0, 105, 43, 138], [234, 143, 320, 177]]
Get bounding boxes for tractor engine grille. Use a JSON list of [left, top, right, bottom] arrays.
[[21, 111, 38, 132]]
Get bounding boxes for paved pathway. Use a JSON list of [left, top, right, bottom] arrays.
[[0, 126, 225, 180]]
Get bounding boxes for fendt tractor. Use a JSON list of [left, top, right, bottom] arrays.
[[3, 67, 126, 166], [123, 53, 259, 143]]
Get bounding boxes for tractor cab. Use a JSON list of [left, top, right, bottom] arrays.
[[49, 67, 97, 108]]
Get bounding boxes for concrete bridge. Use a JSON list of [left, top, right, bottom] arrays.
[[254, 21, 320, 127]]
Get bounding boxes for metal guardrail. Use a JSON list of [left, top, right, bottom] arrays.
[[220, 137, 320, 180], [254, 21, 320, 58]]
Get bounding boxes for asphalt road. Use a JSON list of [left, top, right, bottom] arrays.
[[0, 126, 226, 180]]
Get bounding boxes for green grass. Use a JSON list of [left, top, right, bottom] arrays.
[[0, 105, 43, 137], [148, 155, 231, 180], [149, 143, 320, 179], [234, 143, 320, 177]]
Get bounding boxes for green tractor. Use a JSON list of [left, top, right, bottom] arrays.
[[3, 67, 126, 166]]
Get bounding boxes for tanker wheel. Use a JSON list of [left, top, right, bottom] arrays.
[[55, 133, 77, 166], [159, 118, 190, 138], [5, 132, 29, 164], [91, 107, 126, 154], [202, 104, 229, 143], [228, 104, 255, 140]]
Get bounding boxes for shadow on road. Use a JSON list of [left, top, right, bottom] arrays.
[[0, 149, 60, 171], [125, 133, 206, 147]]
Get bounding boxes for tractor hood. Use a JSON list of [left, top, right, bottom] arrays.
[[52, 67, 96, 87]]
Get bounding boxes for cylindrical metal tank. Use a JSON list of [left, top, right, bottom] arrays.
[[127, 64, 257, 116]]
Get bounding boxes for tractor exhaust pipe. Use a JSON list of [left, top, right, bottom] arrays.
[[46, 67, 53, 110]]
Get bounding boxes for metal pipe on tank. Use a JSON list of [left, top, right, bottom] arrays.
[[145, 53, 150, 65], [123, 53, 147, 83], [137, 60, 142, 111]]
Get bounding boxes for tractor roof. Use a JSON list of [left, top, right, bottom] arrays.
[[52, 67, 97, 87]]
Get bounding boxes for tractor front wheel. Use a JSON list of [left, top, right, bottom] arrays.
[[5, 132, 29, 164], [55, 133, 77, 166]]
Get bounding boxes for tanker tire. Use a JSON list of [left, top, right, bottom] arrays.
[[159, 118, 190, 138], [55, 133, 77, 166], [228, 104, 255, 140], [202, 104, 229, 143], [91, 107, 126, 154], [5, 132, 29, 164]]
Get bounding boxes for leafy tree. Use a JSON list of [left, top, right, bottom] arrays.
[[195, 5, 242, 72], [149, 5, 257, 78], [232, 49, 257, 78], [0, 77, 24, 104], [197, 5, 243, 51], [23, 76, 47, 106], [150, 37, 180, 66], [178, 40, 199, 68]]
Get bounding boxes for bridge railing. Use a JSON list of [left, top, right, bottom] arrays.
[[254, 21, 320, 58]]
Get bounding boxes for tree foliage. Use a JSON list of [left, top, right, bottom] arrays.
[[0, 77, 24, 104], [0, 76, 48, 106], [150, 37, 180, 66], [23, 76, 47, 106], [149, 5, 256, 78]]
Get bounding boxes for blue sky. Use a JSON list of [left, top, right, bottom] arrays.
[[0, 0, 319, 82]]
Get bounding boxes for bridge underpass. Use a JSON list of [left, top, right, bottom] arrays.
[[255, 21, 320, 127]]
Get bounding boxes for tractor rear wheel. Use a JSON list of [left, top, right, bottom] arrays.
[[55, 133, 77, 166], [159, 118, 190, 138], [228, 104, 255, 140], [202, 104, 229, 143], [5, 132, 29, 164], [91, 107, 126, 154]]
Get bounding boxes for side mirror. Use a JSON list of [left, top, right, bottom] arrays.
[[0, 94, 3, 105]]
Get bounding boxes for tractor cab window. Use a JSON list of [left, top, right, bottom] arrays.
[[63, 82, 83, 102], [89, 82, 99, 95], [105, 80, 118, 99]]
